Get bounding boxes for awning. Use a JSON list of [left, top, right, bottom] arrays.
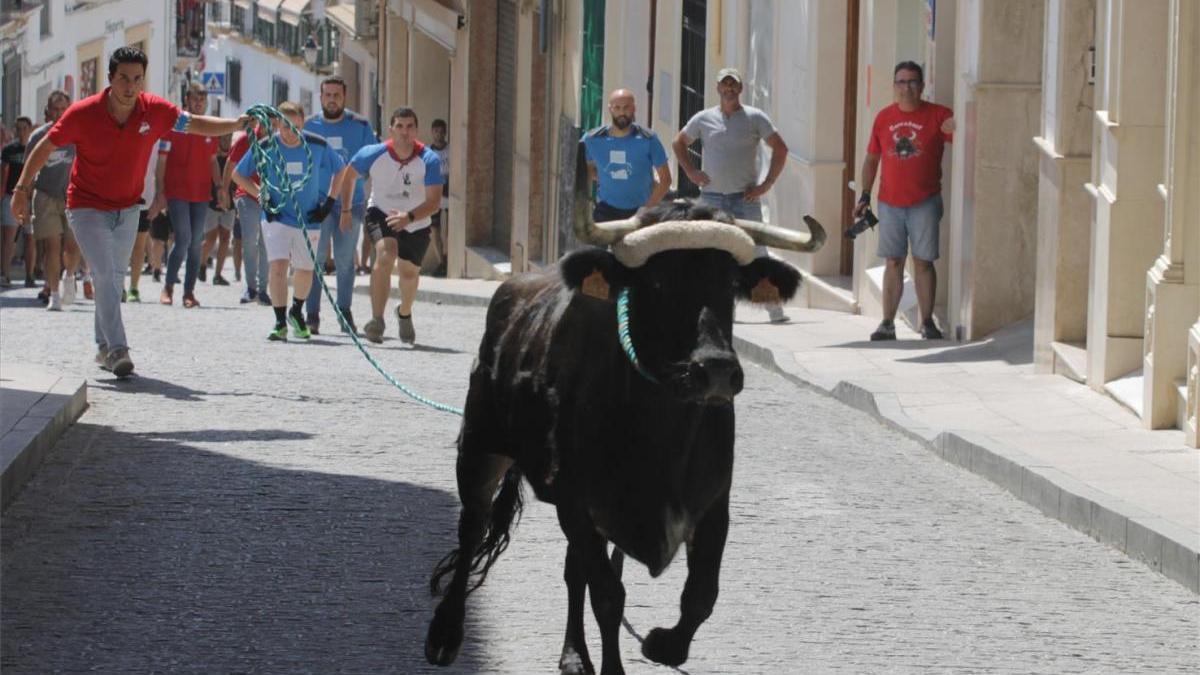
[[233, 0, 252, 10], [279, 0, 310, 26], [325, 3, 356, 35], [395, 0, 460, 55], [258, 0, 285, 22]]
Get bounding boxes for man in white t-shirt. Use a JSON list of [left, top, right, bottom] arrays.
[[341, 107, 443, 344]]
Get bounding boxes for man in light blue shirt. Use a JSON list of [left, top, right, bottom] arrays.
[[302, 75, 378, 335], [583, 88, 671, 221]]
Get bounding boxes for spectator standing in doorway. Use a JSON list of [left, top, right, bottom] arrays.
[[2, 116, 35, 287], [583, 88, 671, 222], [673, 67, 791, 323], [428, 118, 450, 276], [855, 60, 954, 341], [302, 75, 378, 335], [155, 81, 221, 308], [12, 46, 249, 377]]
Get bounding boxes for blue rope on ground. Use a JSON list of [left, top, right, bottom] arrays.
[[242, 104, 464, 416]]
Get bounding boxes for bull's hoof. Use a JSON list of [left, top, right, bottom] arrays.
[[641, 627, 690, 666], [559, 645, 595, 675], [425, 611, 464, 666]]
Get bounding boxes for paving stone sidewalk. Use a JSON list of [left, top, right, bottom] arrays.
[[368, 276, 1200, 593]]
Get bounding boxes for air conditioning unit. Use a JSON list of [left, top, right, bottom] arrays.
[[355, 0, 379, 38]]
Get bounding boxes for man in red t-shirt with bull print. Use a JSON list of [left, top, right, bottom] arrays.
[[855, 61, 954, 342], [11, 47, 249, 377]]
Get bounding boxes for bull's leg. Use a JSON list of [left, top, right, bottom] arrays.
[[425, 452, 513, 666], [558, 543, 594, 675], [581, 532, 627, 675], [641, 493, 730, 667]]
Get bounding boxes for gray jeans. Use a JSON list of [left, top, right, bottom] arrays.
[[235, 196, 269, 293], [66, 206, 141, 350]]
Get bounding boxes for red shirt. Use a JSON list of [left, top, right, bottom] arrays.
[[160, 129, 218, 202], [47, 88, 180, 210], [867, 102, 954, 207], [227, 131, 260, 199]]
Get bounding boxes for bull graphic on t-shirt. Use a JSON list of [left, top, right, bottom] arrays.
[[892, 128, 920, 159]]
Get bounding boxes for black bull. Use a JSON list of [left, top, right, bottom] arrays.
[[426, 200, 821, 674]]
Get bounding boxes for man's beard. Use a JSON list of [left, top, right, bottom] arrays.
[[323, 105, 344, 120], [612, 115, 633, 129]]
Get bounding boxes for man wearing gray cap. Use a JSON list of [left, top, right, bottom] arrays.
[[673, 66, 790, 322]]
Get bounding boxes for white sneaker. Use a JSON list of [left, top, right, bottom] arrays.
[[767, 305, 790, 324], [62, 277, 77, 305], [47, 292, 62, 311]]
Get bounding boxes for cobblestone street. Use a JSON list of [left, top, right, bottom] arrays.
[[1, 280, 1197, 673]]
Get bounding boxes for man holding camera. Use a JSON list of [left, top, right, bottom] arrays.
[[855, 60, 954, 341]]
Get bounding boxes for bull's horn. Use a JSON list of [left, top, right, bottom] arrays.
[[733, 216, 827, 252], [573, 196, 641, 245]]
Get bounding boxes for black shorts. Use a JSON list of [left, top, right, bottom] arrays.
[[150, 212, 172, 241], [430, 210, 441, 229], [138, 210, 151, 233], [388, 227, 432, 267]]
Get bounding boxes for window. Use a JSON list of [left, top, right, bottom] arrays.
[[40, 0, 51, 38], [277, 19, 298, 56], [227, 57, 242, 104], [300, 87, 314, 117], [80, 57, 99, 98], [176, 0, 206, 57], [677, 0, 706, 197], [272, 76, 289, 106], [232, 5, 248, 33], [579, 0, 605, 132], [255, 13, 276, 46]]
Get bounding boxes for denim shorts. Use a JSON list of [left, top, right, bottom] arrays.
[[877, 193, 943, 262]]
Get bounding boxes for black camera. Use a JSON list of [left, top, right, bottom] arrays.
[[844, 206, 878, 240]]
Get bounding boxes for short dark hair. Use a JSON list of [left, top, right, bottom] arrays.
[[431, 118, 447, 130], [15, 116, 32, 128], [43, 91, 70, 119], [894, 61, 924, 82], [320, 75, 347, 92], [108, 46, 148, 78], [390, 107, 419, 127]]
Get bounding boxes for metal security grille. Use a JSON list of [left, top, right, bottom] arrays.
[[272, 76, 289, 106], [580, 0, 606, 132], [678, 0, 706, 197], [493, 0, 517, 254]]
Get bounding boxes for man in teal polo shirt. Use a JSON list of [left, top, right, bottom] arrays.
[[583, 88, 671, 221]]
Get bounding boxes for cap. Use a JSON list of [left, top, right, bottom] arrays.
[[716, 67, 742, 84]]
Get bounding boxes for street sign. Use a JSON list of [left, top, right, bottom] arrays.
[[201, 72, 225, 96]]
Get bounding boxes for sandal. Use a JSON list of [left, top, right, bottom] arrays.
[[182, 293, 200, 308], [160, 287, 173, 305]]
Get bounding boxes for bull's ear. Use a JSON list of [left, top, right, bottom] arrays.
[[737, 257, 802, 304], [560, 247, 629, 301]]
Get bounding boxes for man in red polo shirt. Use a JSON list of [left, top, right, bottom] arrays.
[[12, 47, 248, 377], [154, 82, 221, 308], [855, 60, 954, 342]]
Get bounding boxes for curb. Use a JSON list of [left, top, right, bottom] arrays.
[[733, 334, 1199, 594], [0, 376, 89, 510]]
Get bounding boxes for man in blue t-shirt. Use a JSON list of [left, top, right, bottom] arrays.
[[301, 75, 379, 335], [341, 107, 442, 345], [231, 102, 347, 342], [582, 88, 671, 221]]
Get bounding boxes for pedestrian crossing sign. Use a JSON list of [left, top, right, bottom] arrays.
[[201, 72, 225, 96]]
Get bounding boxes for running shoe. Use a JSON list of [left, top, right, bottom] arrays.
[[46, 293, 62, 311], [921, 319, 944, 340], [95, 345, 109, 367], [362, 317, 384, 343], [396, 307, 416, 344], [152, 268, 162, 283], [37, 287, 50, 305], [869, 321, 897, 341], [338, 307, 357, 335], [212, 274, 230, 286], [24, 277, 36, 288], [257, 290, 272, 306], [198, 266, 207, 283], [288, 309, 311, 340], [308, 312, 320, 335], [240, 287, 256, 304], [268, 324, 288, 341], [767, 305, 790, 324], [127, 288, 141, 303], [104, 347, 135, 378]]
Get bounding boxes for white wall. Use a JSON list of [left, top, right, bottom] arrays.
[[206, 31, 324, 118]]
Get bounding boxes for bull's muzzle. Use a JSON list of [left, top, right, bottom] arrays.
[[687, 355, 744, 404]]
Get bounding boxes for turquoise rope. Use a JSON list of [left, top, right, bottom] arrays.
[[242, 104, 464, 416], [617, 288, 658, 384]]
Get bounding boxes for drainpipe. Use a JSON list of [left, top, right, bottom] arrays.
[[647, 0, 656, 123], [541, 0, 555, 261]]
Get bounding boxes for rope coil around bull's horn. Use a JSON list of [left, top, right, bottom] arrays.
[[733, 215, 827, 252]]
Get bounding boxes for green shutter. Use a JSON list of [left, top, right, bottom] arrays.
[[580, 0, 605, 132]]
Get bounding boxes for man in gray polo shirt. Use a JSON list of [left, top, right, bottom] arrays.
[[673, 66, 791, 322], [24, 91, 81, 310]]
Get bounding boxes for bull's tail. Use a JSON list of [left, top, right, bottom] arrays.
[[430, 466, 525, 596]]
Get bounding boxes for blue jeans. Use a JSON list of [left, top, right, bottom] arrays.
[[698, 191, 769, 258], [305, 201, 364, 315], [165, 199, 209, 293], [235, 196, 269, 293], [66, 206, 141, 349]]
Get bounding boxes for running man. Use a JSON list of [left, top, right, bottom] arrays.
[[230, 101, 347, 342], [344, 107, 442, 345], [302, 75, 378, 335], [24, 92, 81, 309], [12, 46, 248, 377]]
